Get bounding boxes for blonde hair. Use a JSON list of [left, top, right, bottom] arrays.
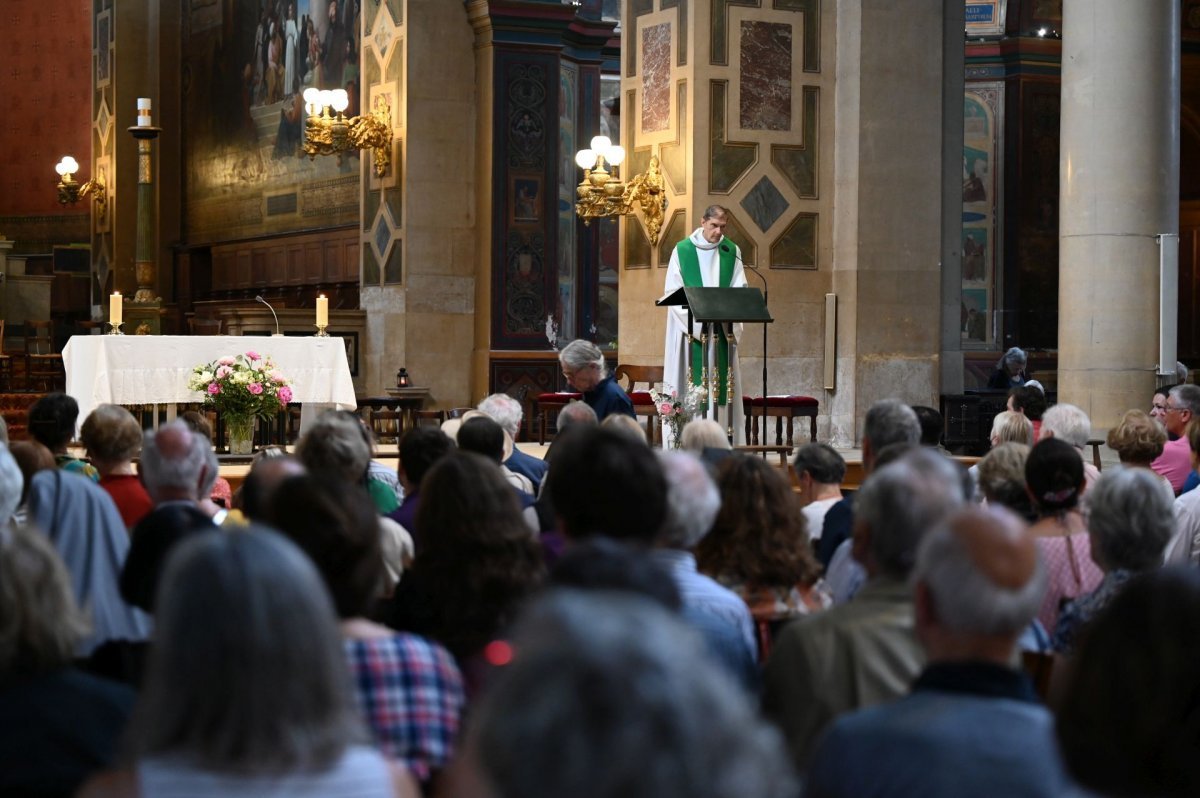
[[680, 419, 730, 452], [990, 410, 1033, 447], [601, 414, 648, 446], [1106, 409, 1167, 465]]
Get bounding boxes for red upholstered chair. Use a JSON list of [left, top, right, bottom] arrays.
[[534, 392, 583, 445], [743, 395, 819, 447]]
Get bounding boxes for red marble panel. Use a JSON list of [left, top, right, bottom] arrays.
[[641, 22, 672, 134], [739, 21, 792, 132], [0, 1, 92, 216]]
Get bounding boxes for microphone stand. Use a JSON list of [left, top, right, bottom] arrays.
[[255, 294, 284, 337]]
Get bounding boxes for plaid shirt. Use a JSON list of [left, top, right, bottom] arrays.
[[345, 633, 466, 781]]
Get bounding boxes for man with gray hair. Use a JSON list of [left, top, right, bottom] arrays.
[[651, 450, 757, 687], [1153, 383, 1200, 492], [478, 392, 548, 488], [763, 447, 966, 769], [1038, 402, 1100, 492], [805, 507, 1075, 797]]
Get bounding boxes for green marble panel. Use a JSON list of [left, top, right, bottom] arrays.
[[386, 0, 403, 25], [624, 216, 652, 269], [771, 86, 818, 198], [384, 241, 403, 284], [363, 243, 380, 286], [709, 81, 758, 194], [658, 209, 688, 266], [364, 188, 380, 232], [722, 210, 757, 266], [770, 212, 817, 269], [711, 0, 758, 66], [774, 0, 820, 72], [659, 82, 687, 195]]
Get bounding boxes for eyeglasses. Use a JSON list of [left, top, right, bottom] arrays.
[[1165, 404, 1188, 415]]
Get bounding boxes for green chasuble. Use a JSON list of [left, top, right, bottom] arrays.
[[675, 239, 736, 405]]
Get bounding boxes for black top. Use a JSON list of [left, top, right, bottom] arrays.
[[583, 375, 636, 422], [986, 368, 1025, 391], [121, 502, 217, 612], [0, 668, 135, 797]]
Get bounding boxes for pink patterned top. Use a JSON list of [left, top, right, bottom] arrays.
[[1035, 533, 1103, 635]]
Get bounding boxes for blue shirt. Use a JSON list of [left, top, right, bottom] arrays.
[[583, 375, 636, 422], [505, 447, 549, 488], [807, 661, 1077, 798]]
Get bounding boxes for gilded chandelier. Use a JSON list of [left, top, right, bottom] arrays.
[[302, 88, 392, 178], [54, 156, 107, 222], [575, 136, 668, 246]]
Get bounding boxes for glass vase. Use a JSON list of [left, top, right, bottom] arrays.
[[226, 415, 255, 455]]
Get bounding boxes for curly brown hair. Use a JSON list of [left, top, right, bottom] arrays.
[[1106, 409, 1167, 465], [695, 455, 820, 589], [409, 451, 545, 658]]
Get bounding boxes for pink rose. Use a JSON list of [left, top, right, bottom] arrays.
[[659, 402, 673, 415], [216, 365, 233, 379], [207, 383, 221, 395], [278, 386, 293, 404], [218, 356, 236, 366], [245, 350, 261, 361], [270, 370, 287, 383], [248, 383, 264, 395]]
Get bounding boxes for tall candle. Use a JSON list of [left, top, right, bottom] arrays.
[[316, 294, 329, 326], [137, 97, 152, 127], [110, 292, 122, 325]]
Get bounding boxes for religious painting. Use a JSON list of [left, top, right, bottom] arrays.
[[965, 1, 1005, 37], [183, 0, 363, 243], [512, 176, 542, 225], [962, 289, 989, 343], [557, 64, 578, 341], [962, 84, 1002, 348]]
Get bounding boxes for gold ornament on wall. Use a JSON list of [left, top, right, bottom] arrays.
[[54, 156, 107, 222], [302, 89, 392, 177], [575, 137, 668, 246]]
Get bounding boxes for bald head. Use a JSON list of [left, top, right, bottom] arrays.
[[914, 507, 1045, 657], [140, 420, 210, 503]]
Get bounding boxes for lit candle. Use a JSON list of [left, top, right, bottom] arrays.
[[110, 292, 122, 325], [137, 97, 152, 127], [316, 294, 329, 326]]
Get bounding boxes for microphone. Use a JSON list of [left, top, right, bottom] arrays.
[[255, 295, 283, 337]]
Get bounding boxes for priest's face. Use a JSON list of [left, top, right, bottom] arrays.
[[700, 214, 727, 244]]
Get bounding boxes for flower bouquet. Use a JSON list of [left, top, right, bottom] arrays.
[[187, 350, 293, 454], [651, 383, 706, 449]]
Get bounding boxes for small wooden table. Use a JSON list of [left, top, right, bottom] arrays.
[[359, 387, 432, 440]]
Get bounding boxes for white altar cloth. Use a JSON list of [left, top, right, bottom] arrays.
[[63, 335, 356, 431]]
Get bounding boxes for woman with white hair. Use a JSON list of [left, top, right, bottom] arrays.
[[79, 529, 417, 797], [987, 346, 1028, 390], [1052, 468, 1174, 654], [557, 339, 635, 422]]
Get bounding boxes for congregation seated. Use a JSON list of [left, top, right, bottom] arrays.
[[270, 475, 466, 790], [6, 439, 55, 527], [762, 447, 966, 770], [1168, 419, 1200, 564], [967, 410, 1033, 500], [1039, 402, 1100, 492], [652, 450, 758, 688], [1008, 383, 1047, 440], [792, 442, 846, 548], [452, 591, 797, 798], [1056, 567, 1200, 796], [695, 454, 830, 652], [178, 410, 236, 510], [476, 392, 548, 488], [1052, 468, 1173, 654], [239, 450, 306, 523], [79, 530, 418, 798], [1151, 383, 1200, 493], [28, 392, 98, 481], [1024, 438, 1103, 636], [1106, 408, 1167, 474], [805, 507, 1078, 797], [80, 404, 153, 529], [381, 451, 544, 693], [387, 425, 454, 546], [0, 524, 136, 798], [600, 411, 649, 445], [548, 536, 682, 610], [679, 417, 734, 472], [976, 442, 1035, 521]]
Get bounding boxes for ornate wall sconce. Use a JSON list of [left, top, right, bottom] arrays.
[[575, 136, 668, 246], [301, 88, 392, 177], [54, 156, 107, 221]]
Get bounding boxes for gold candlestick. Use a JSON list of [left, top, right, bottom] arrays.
[[314, 324, 329, 338], [106, 321, 124, 335]]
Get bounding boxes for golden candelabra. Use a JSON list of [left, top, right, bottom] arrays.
[[575, 137, 668, 246], [54, 156, 107, 222], [302, 89, 392, 178]]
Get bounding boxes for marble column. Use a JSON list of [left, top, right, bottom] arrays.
[[1058, 0, 1179, 428]]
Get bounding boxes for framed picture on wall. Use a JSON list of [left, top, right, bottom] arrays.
[[511, 176, 541, 225], [965, 1, 1006, 37]]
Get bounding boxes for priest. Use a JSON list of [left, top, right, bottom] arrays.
[[662, 205, 746, 446]]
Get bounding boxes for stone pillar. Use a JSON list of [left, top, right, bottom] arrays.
[[1058, 0, 1179, 427]]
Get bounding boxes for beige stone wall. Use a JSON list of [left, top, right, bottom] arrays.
[[360, 0, 477, 406]]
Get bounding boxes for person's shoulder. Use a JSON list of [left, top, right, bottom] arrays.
[[76, 768, 139, 798]]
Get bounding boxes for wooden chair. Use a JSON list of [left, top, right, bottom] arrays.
[[370, 408, 403, 445], [413, 409, 446, 429], [534, 392, 583, 445], [614, 364, 665, 447], [23, 321, 64, 392], [447, 407, 475, 419], [188, 316, 224, 335], [76, 319, 105, 336], [743, 395, 819, 447]]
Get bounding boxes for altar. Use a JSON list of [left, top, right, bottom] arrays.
[[63, 335, 357, 432]]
